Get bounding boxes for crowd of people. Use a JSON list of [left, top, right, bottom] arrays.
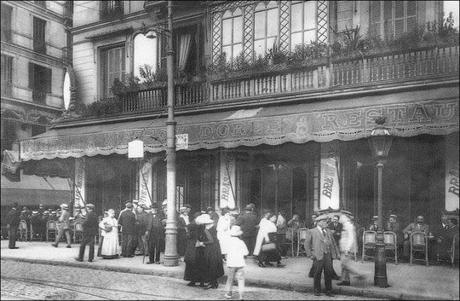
[[5, 199, 458, 299]]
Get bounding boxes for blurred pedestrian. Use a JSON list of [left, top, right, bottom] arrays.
[[217, 207, 233, 260], [134, 205, 149, 256], [118, 202, 136, 257], [76, 204, 98, 262], [178, 206, 189, 258], [99, 209, 120, 259], [224, 225, 248, 300], [52, 203, 71, 248], [7, 203, 21, 249]]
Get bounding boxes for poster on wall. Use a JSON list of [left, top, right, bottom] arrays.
[[74, 157, 86, 208], [139, 160, 153, 208], [319, 142, 340, 210], [445, 135, 459, 211], [220, 151, 236, 209]]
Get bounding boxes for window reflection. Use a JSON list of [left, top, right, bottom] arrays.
[[133, 34, 157, 82], [290, 1, 316, 50]]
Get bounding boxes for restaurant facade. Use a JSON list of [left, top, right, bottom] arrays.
[[16, 1, 459, 228]]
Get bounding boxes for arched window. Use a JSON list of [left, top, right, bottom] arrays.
[[290, 1, 316, 50], [133, 33, 157, 82], [254, 1, 279, 58], [222, 8, 243, 62]]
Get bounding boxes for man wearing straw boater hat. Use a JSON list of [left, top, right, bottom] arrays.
[[304, 214, 340, 296], [52, 203, 72, 248]]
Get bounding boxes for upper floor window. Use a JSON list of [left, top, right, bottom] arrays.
[[133, 33, 157, 82], [222, 8, 243, 62], [100, 0, 123, 20], [290, 1, 316, 50], [28, 63, 52, 104], [33, 17, 46, 54], [175, 25, 201, 76], [100, 44, 125, 98], [34, 1, 46, 8], [1, 55, 13, 97], [254, 1, 279, 58], [1, 4, 12, 42], [370, 1, 417, 39]]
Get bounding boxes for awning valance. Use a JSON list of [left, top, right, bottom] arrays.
[[19, 90, 459, 162]]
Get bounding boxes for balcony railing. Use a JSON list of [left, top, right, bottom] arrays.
[[113, 45, 458, 114]]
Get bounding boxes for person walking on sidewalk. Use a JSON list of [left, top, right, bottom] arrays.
[[337, 212, 365, 286], [118, 202, 136, 257], [6, 202, 21, 249], [52, 203, 72, 248], [235, 205, 258, 256], [224, 225, 249, 300], [76, 204, 98, 262], [304, 214, 340, 297]]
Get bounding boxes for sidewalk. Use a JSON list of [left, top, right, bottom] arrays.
[[1, 241, 458, 300]]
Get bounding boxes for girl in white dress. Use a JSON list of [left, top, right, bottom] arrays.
[[99, 209, 120, 259]]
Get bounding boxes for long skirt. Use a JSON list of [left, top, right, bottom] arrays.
[[184, 246, 207, 283], [101, 232, 120, 259]]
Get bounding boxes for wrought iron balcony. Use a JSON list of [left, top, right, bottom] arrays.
[[107, 45, 458, 115]]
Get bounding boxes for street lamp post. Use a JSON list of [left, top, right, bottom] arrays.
[[163, 0, 178, 267], [368, 117, 393, 288]]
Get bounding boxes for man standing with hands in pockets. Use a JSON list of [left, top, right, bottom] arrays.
[[304, 215, 340, 297]]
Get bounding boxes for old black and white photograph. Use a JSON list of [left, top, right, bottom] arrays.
[[1, 0, 459, 300]]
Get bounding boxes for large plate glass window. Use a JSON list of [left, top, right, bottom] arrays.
[[254, 1, 279, 58], [222, 8, 243, 63], [290, 1, 316, 50]]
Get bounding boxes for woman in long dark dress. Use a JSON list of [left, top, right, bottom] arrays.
[[196, 213, 224, 289], [184, 212, 206, 287]]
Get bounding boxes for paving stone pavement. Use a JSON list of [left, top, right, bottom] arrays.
[[1, 240, 459, 300], [1, 260, 374, 300]]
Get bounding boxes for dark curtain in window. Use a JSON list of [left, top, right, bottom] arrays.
[[1, 4, 12, 42]]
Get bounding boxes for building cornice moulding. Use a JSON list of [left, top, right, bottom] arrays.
[[4, 1, 66, 25], [1, 41, 66, 68], [1, 96, 64, 114]]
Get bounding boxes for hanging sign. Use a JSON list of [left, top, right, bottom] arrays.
[[320, 141, 340, 210], [139, 160, 153, 208], [220, 151, 236, 209], [176, 133, 189, 150], [128, 139, 144, 159], [445, 135, 459, 211], [74, 157, 86, 208]]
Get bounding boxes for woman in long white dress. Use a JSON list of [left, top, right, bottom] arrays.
[[253, 211, 281, 267], [99, 209, 120, 259], [216, 207, 233, 259]]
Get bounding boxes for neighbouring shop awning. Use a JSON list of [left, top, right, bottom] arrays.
[[19, 88, 459, 161]]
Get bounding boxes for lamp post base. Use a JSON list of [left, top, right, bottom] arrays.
[[374, 231, 389, 288]]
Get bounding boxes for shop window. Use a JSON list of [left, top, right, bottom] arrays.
[[100, 0, 123, 20], [290, 1, 316, 50], [370, 1, 417, 39], [222, 8, 243, 63], [133, 33, 158, 82], [254, 1, 279, 58], [100, 44, 125, 98], [28, 63, 51, 104], [335, 1, 353, 32], [1, 4, 12, 42], [1, 55, 13, 97], [33, 17, 46, 54]]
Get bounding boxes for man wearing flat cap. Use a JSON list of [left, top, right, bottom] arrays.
[[52, 204, 72, 248], [235, 204, 259, 255], [76, 204, 98, 262], [304, 214, 340, 297], [118, 202, 136, 257]]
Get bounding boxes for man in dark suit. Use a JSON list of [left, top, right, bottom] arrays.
[[7, 202, 21, 249], [145, 205, 165, 264], [118, 202, 136, 257], [304, 215, 340, 297], [328, 215, 343, 245], [76, 203, 98, 262], [235, 205, 259, 255]]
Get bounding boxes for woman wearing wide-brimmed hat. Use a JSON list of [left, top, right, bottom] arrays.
[[195, 213, 224, 289]]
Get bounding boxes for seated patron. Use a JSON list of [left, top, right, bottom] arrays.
[[328, 215, 343, 245], [369, 216, 379, 231], [402, 215, 430, 260]]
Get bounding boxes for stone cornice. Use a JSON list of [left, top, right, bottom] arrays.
[[1, 96, 64, 114], [1, 41, 66, 68]]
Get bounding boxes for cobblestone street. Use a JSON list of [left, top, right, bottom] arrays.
[[1, 260, 377, 300]]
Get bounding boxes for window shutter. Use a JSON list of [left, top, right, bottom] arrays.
[[28, 63, 35, 89], [45, 67, 52, 93]]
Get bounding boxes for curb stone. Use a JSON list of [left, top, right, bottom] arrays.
[[1, 256, 453, 300]]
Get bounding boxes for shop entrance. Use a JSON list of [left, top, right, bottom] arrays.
[[238, 143, 318, 221]]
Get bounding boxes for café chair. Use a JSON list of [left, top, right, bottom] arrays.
[[384, 231, 398, 264], [297, 228, 309, 257], [410, 231, 429, 266], [46, 220, 57, 242], [362, 231, 376, 262]]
